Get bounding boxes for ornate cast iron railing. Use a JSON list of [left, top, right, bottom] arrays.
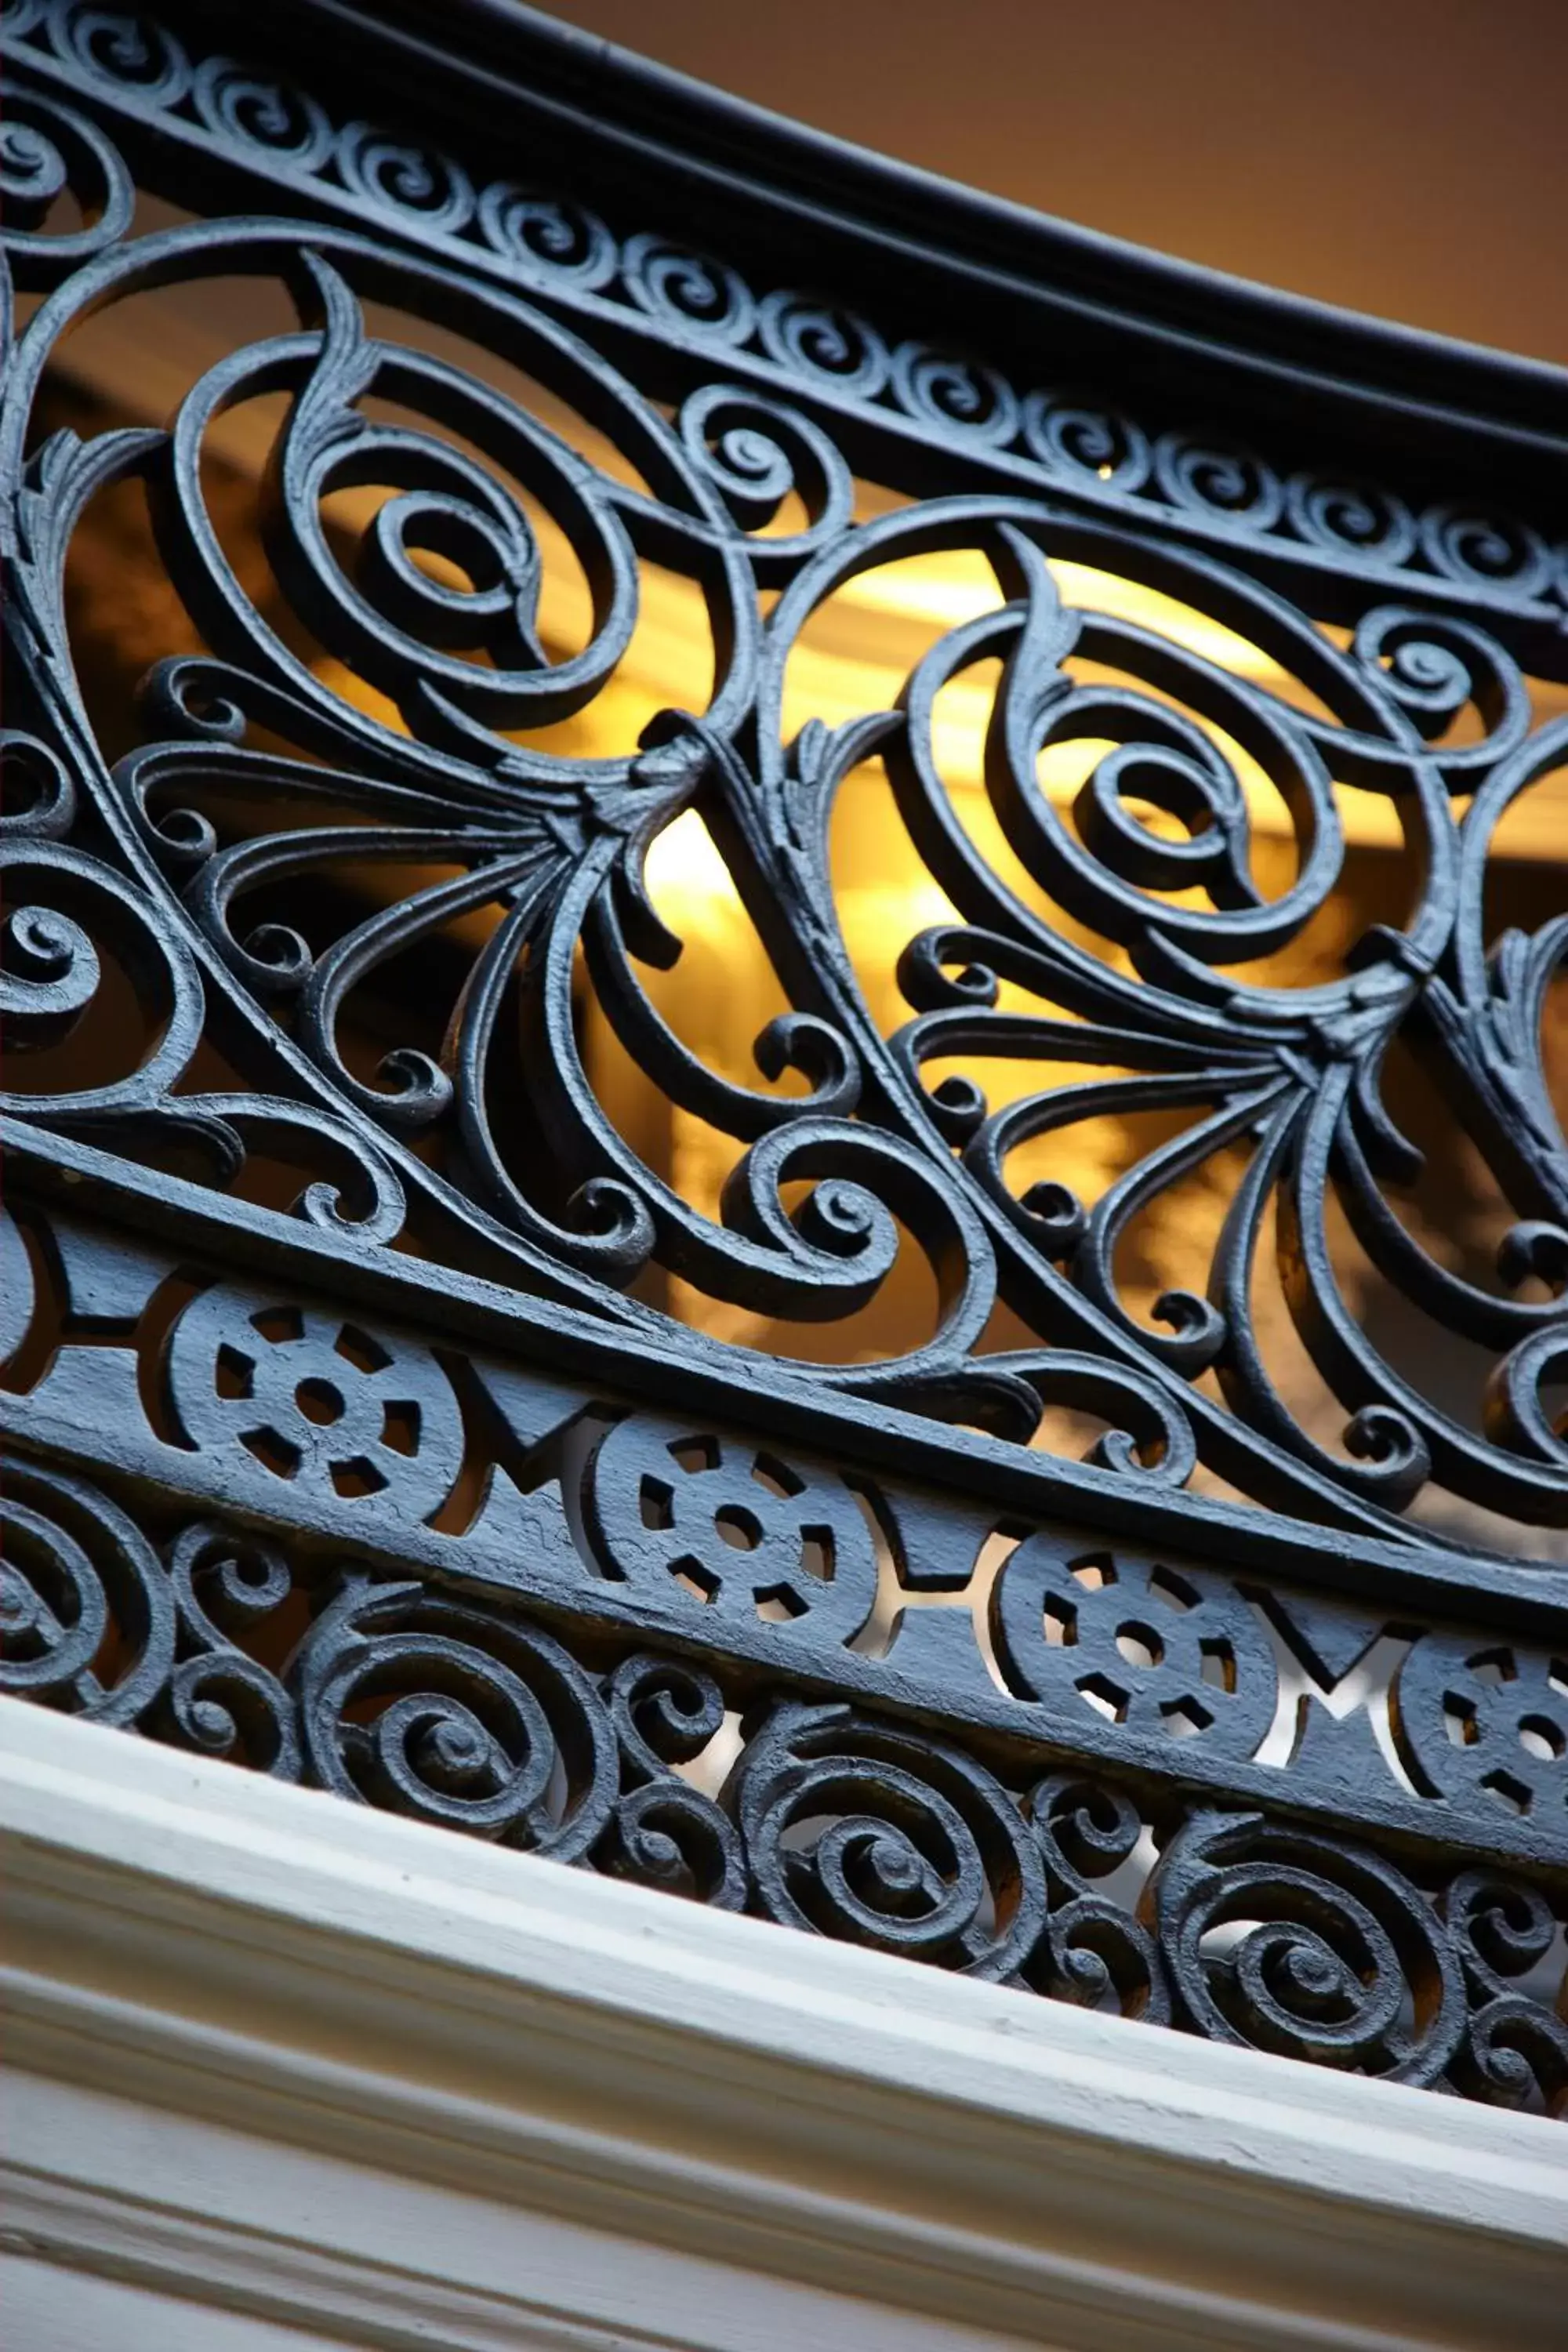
[[3, 0, 1566, 2110]]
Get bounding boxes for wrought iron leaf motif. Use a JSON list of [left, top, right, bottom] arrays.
[[3, 172, 1566, 1550]]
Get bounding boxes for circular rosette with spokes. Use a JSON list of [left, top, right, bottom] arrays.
[[584, 1414, 878, 1642], [165, 1286, 465, 1525], [1393, 1634, 1568, 1828], [992, 1536, 1276, 1758]]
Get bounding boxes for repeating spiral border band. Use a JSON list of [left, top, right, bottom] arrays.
[[2, 0, 1565, 638]]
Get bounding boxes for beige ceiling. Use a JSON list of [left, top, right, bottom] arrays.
[[532, 0, 1568, 368]]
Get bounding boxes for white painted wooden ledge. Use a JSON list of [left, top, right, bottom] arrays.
[[2, 1701, 1564, 2351]]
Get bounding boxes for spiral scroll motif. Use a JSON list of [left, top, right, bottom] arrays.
[[1026, 1773, 1170, 2020], [0, 82, 133, 272], [53, 3, 188, 105], [1151, 1813, 1467, 2084], [1, 837, 203, 1088], [0, 1457, 174, 1722], [1443, 1871, 1568, 2114], [158, 1519, 301, 1778], [1022, 393, 1151, 494], [477, 180, 618, 290], [297, 1577, 621, 1857], [190, 56, 333, 171], [336, 124, 474, 235], [602, 1653, 747, 1907], [622, 234, 757, 344], [893, 343, 1020, 445], [731, 1701, 1048, 1976], [757, 291, 890, 398], [1153, 435, 1284, 530]]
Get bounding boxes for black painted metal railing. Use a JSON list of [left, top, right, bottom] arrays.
[[2, 0, 1565, 2109]]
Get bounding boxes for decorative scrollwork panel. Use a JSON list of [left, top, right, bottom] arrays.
[[3, 180, 1565, 1548]]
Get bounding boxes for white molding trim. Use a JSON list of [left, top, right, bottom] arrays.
[[2, 1701, 1564, 2350]]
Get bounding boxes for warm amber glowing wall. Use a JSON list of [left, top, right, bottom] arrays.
[[532, 0, 1568, 368]]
